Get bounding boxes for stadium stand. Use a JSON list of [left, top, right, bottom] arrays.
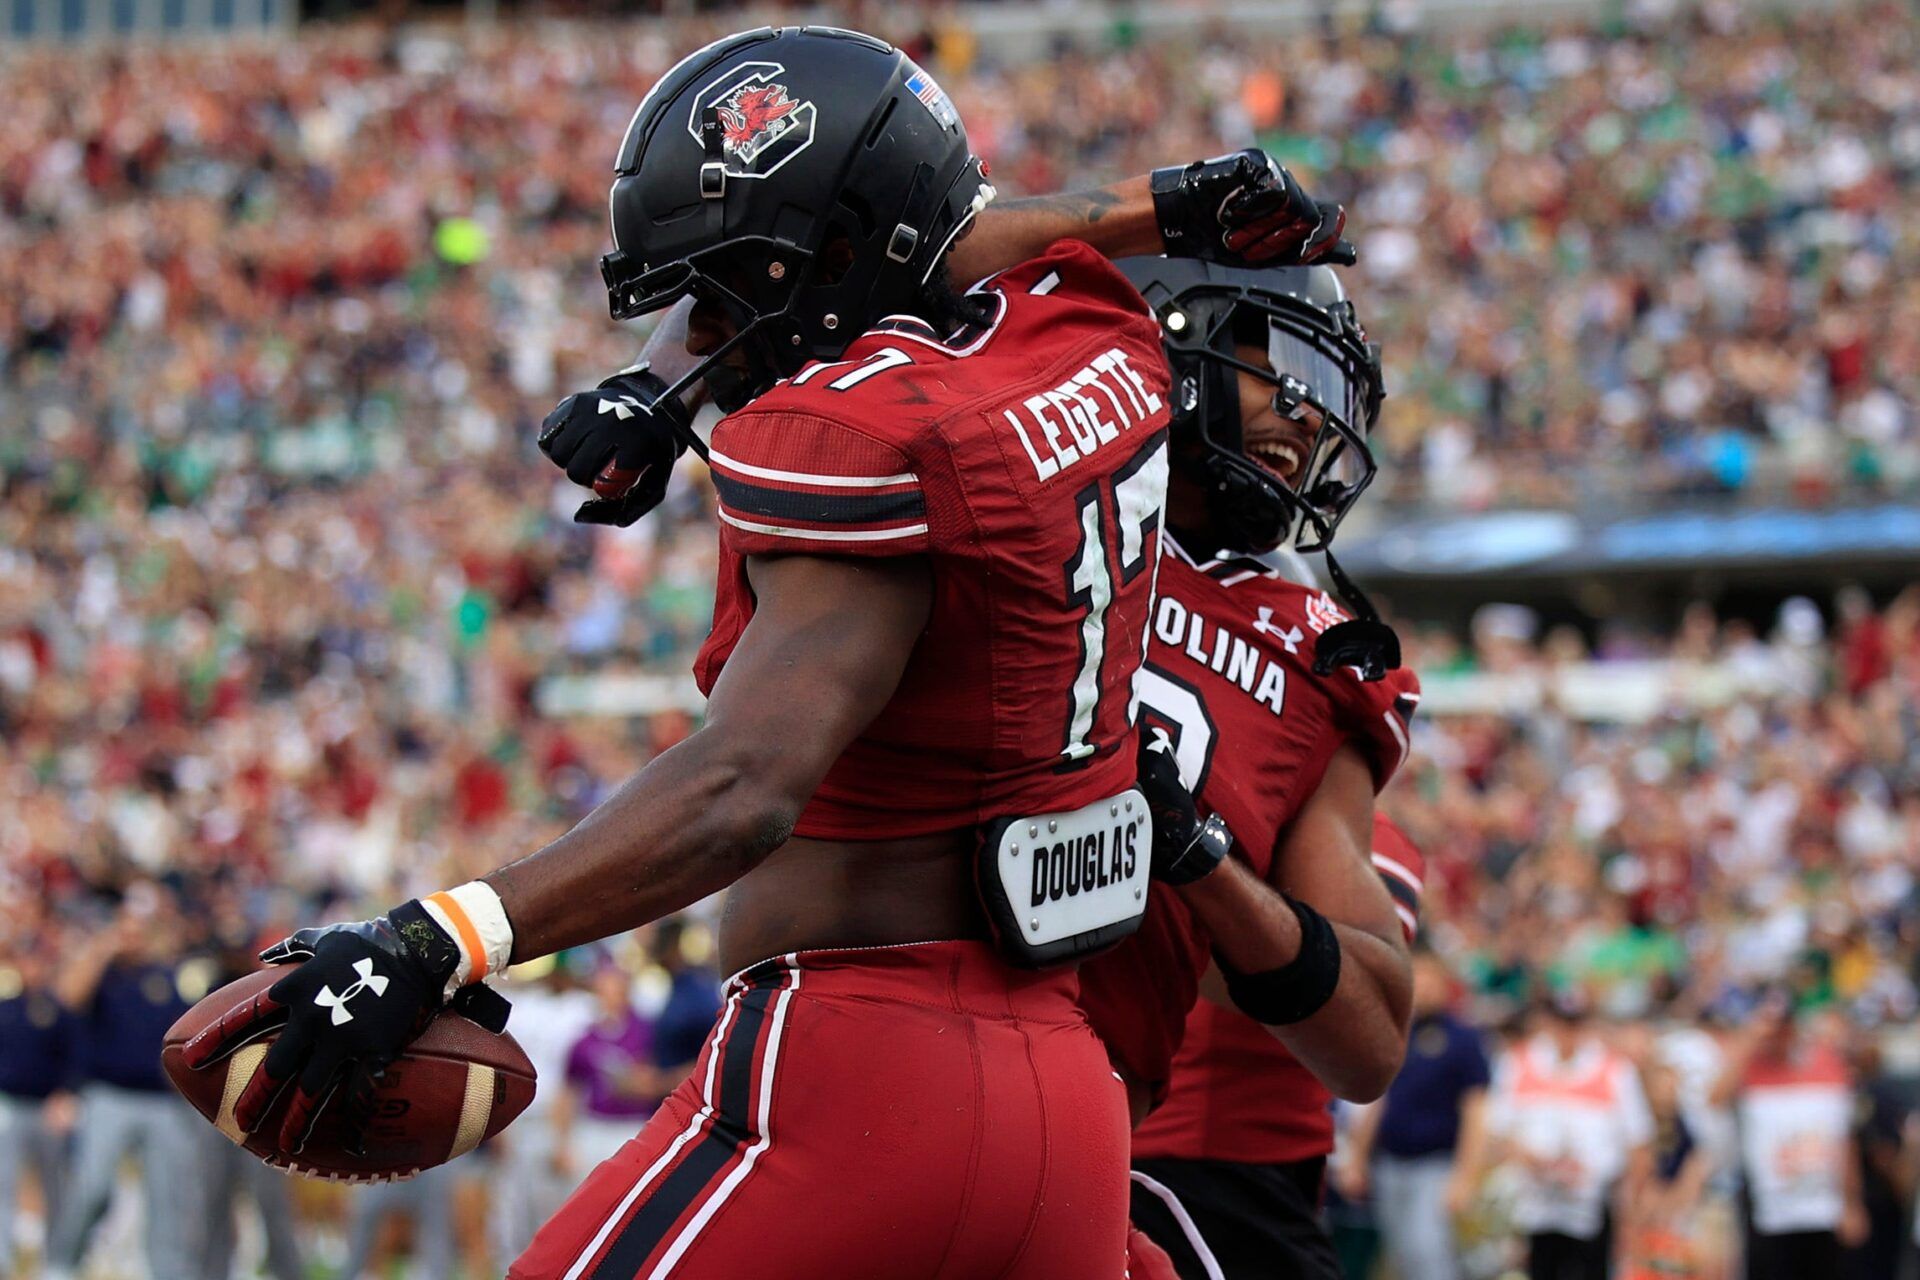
[[2, 2, 1917, 1276]]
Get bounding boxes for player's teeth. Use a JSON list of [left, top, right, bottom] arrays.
[[1251, 442, 1300, 471]]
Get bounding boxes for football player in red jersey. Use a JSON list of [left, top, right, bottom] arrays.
[[180, 27, 1356, 1280], [1074, 260, 1427, 1280], [538, 143, 1350, 528]]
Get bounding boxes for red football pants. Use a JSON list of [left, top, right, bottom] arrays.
[[510, 941, 1132, 1280]]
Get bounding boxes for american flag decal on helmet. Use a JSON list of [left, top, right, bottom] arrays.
[[904, 67, 959, 132]]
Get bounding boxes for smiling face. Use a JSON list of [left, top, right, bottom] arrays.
[[1164, 341, 1334, 547], [1159, 347, 1328, 545], [1233, 341, 1324, 489]]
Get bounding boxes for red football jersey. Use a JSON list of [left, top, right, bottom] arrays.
[[1075, 537, 1420, 1120], [693, 241, 1173, 839]]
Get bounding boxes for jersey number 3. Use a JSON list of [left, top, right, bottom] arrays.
[[1061, 437, 1169, 761]]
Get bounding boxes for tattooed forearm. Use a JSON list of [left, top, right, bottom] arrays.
[[994, 188, 1126, 226], [950, 174, 1158, 280]]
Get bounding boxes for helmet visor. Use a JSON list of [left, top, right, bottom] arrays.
[[1267, 324, 1370, 441], [1264, 320, 1377, 552]]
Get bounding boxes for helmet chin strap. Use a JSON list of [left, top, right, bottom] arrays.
[[639, 329, 760, 464], [1195, 449, 1401, 683], [1199, 449, 1291, 552]]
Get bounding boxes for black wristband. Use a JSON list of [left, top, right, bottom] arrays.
[[1219, 895, 1342, 1025]]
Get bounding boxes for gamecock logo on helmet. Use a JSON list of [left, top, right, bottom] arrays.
[[687, 62, 818, 179]]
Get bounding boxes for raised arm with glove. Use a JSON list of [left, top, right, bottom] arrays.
[[542, 149, 1353, 526]]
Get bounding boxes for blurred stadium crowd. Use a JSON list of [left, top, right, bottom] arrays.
[[6, 1, 1920, 510], [3, 0, 1920, 1276]]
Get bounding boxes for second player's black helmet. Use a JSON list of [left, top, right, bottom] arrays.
[[1122, 257, 1401, 680], [1117, 258, 1384, 556], [602, 27, 993, 408]]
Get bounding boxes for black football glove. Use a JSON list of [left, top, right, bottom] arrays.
[[181, 902, 506, 1157], [1151, 149, 1355, 267], [1138, 729, 1233, 885], [536, 366, 691, 527]]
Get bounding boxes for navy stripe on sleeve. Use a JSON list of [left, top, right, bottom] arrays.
[[1378, 872, 1420, 916], [710, 473, 926, 525]]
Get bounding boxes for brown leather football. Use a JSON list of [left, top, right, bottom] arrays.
[[163, 967, 537, 1182]]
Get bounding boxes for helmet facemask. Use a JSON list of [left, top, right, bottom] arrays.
[[603, 232, 817, 413], [1133, 260, 1400, 680], [1167, 290, 1381, 557]]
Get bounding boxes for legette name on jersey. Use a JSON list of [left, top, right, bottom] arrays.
[[1003, 346, 1165, 482], [1154, 592, 1287, 715]]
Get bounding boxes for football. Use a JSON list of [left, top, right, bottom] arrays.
[[162, 968, 537, 1183]]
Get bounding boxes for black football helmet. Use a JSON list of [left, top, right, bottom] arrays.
[[601, 27, 994, 417], [1122, 257, 1399, 679], [1117, 258, 1383, 557]]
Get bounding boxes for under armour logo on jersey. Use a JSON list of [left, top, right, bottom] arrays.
[[314, 959, 390, 1026], [597, 395, 644, 421], [1253, 607, 1304, 654]]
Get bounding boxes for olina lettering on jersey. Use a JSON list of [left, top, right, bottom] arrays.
[[1004, 346, 1166, 481], [1031, 821, 1141, 907], [1156, 594, 1289, 715]]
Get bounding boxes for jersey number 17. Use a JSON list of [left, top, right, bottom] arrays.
[[1060, 435, 1169, 763]]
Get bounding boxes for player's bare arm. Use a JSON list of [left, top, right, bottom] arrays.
[[946, 177, 1160, 280], [960, 150, 1352, 279], [1205, 745, 1412, 1100], [1270, 750, 1413, 1087], [1176, 859, 1304, 979], [183, 551, 935, 1154], [485, 552, 932, 962]]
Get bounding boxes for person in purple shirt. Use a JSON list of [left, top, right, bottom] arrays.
[[552, 960, 669, 1182]]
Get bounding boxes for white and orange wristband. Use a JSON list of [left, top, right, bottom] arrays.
[[419, 881, 515, 999]]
